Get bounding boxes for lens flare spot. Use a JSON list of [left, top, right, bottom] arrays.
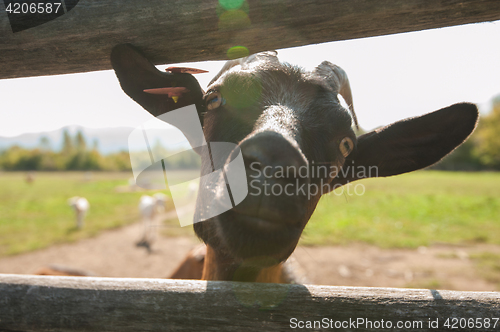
[[218, 9, 251, 30], [219, 0, 245, 10], [221, 74, 262, 109], [227, 46, 250, 60], [216, 1, 249, 17]]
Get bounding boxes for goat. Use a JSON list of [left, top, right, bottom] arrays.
[[137, 195, 157, 252], [111, 44, 478, 283], [137, 193, 168, 252], [68, 196, 89, 229]]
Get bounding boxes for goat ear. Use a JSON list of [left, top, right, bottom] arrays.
[[110, 44, 204, 117], [334, 103, 478, 185]]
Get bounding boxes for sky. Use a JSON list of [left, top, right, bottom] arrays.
[[0, 20, 499, 137]]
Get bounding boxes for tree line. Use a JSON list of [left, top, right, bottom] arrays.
[[0, 130, 200, 171], [1, 97, 499, 172], [431, 96, 500, 171]]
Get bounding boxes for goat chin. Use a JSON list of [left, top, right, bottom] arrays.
[[170, 244, 308, 284]]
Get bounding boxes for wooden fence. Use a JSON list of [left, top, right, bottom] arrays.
[[1, 0, 500, 79], [1, 274, 499, 331]]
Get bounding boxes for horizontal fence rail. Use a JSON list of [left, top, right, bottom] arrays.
[[0, 274, 499, 331], [1, 0, 500, 79]]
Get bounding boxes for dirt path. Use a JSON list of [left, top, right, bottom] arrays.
[[293, 243, 499, 291], [0, 220, 498, 291], [0, 221, 200, 278]]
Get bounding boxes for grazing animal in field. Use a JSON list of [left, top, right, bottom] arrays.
[[137, 193, 168, 252], [111, 44, 478, 283], [68, 196, 89, 229], [137, 195, 157, 253]]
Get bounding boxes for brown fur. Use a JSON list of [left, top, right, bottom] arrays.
[[169, 244, 206, 280], [34, 265, 96, 277], [200, 245, 289, 283]]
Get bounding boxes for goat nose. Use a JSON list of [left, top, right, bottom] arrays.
[[235, 131, 309, 226], [240, 131, 308, 180]]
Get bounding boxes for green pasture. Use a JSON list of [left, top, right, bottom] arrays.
[[0, 170, 499, 257], [302, 171, 500, 248], [0, 172, 168, 256]]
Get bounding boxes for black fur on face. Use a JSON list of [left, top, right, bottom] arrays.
[[111, 44, 478, 268]]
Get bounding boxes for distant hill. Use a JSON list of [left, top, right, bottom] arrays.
[[0, 126, 188, 154]]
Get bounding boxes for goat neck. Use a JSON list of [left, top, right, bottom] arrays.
[[202, 245, 291, 283]]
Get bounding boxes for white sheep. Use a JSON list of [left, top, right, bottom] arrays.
[[68, 196, 89, 229]]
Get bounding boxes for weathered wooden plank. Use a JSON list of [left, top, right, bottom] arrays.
[[1, 0, 500, 79], [0, 274, 499, 331]]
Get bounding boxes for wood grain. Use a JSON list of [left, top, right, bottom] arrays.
[[1, 0, 500, 79], [0, 274, 499, 331]]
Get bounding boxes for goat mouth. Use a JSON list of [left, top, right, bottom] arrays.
[[214, 210, 303, 261]]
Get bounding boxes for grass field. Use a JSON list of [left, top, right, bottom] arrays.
[[301, 171, 500, 248], [0, 170, 499, 257], [0, 172, 165, 256]]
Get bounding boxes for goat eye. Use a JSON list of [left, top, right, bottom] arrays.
[[339, 137, 354, 157], [206, 91, 224, 111]]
